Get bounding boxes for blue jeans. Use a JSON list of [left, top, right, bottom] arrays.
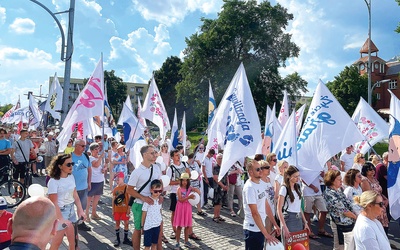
[[77, 189, 88, 210], [243, 229, 264, 250]]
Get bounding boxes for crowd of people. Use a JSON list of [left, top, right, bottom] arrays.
[[0, 125, 397, 250]]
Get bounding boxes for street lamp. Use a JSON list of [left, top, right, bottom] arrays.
[[370, 79, 390, 107], [364, 0, 372, 106], [29, 0, 76, 124]]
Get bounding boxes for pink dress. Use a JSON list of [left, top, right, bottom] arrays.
[[173, 187, 193, 227]]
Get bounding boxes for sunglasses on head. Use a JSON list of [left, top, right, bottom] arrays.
[[153, 189, 163, 193], [374, 202, 384, 208], [66, 162, 75, 167], [261, 166, 270, 170]]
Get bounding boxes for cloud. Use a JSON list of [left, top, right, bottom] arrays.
[[0, 7, 5, 25], [9, 18, 35, 34], [131, 0, 222, 25]]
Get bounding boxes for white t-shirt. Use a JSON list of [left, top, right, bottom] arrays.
[[243, 180, 267, 232], [268, 167, 277, 187], [279, 185, 302, 213], [166, 162, 186, 193], [128, 164, 162, 204], [302, 177, 322, 196], [142, 197, 162, 231], [343, 186, 363, 215], [47, 175, 76, 207], [353, 214, 391, 250], [89, 156, 105, 183], [261, 180, 275, 216], [275, 174, 283, 185], [202, 156, 214, 178], [340, 152, 355, 172], [194, 151, 205, 162]]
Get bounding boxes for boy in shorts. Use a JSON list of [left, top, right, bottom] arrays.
[[112, 172, 132, 247]]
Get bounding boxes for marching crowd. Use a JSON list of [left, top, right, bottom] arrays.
[[0, 126, 397, 250]]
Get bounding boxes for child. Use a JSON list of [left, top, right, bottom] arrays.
[[112, 172, 132, 247], [0, 197, 12, 249], [141, 180, 163, 250], [173, 173, 200, 249]]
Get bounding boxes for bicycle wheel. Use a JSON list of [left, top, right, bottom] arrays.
[[0, 180, 26, 208]]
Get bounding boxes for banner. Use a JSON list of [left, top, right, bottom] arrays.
[[352, 97, 389, 154], [283, 229, 310, 250], [278, 90, 289, 127], [297, 80, 364, 185], [45, 73, 63, 120], [208, 63, 261, 181], [7, 106, 30, 124], [141, 77, 170, 139], [1, 98, 20, 123], [388, 90, 400, 220], [273, 110, 298, 166]]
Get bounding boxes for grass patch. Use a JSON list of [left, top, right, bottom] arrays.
[[372, 142, 388, 156]]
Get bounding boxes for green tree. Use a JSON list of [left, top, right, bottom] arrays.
[[84, 70, 126, 120], [0, 104, 13, 115], [176, 0, 305, 124], [326, 65, 368, 115], [396, 0, 400, 33]]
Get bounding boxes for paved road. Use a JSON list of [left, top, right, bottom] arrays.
[[10, 176, 400, 249]]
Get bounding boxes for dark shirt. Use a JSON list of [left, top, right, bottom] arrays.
[[375, 163, 388, 197], [213, 165, 227, 186], [6, 242, 41, 250]]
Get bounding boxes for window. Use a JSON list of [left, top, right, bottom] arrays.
[[389, 80, 397, 90], [375, 81, 381, 88], [376, 93, 380, 100], [136, 87, 143, 93], [380, 64, 385, 74], [130, 87, 135, 92]]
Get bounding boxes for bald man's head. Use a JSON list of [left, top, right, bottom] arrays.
[[10, 196, 57, 244]]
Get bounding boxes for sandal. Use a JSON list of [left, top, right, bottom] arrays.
[[212, 217, 220, 223], [218, 216, 225, 222], [318, 231, 333, 238], [309, 234, 321, 239], [162, 235, 169, 243], [230, 211, 236, 217], [189, 233, 202, 241], [196, 211, 206, 216]]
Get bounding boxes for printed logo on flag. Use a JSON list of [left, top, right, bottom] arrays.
[[76, 77, 104, 109], [149, 93, 168, 127]]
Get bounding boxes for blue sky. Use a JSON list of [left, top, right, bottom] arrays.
[[0, 0, 399, 108]]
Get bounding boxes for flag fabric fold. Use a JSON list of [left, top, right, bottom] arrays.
[[171, 109, 179, 148], [119, 103, 145, 150], [180, 112, 187, 154], [208, 81, 216, 125], [295, 104, 306, 136], [137, 96, 147, 127], [208, 63, 261, 181], [278, 90, 289, 127], [387, 90, 400, 220], [273, 110, 298, 166], [140, 77, 170, 139], [351, 97, 389, 154], [297, 80, 364, 185], [45, 73, 63, 120], [28, 93, 43, 128]]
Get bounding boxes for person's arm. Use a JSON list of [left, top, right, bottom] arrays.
[[340, 161, 345, 172], [177, 188, 194, 202], [360, 179, 371, 192], [213, 174, 228, 191], [127, 185, 153, 205], [141, 210, 147, 232], [248, 203, 280, 244], [202, 164, 209, 184], [274, 180, 280, 201], [277, 194, 291, 239], [265, 199, 280, 236], [87, 166, 92, 191], [300, 211, 310, 231]]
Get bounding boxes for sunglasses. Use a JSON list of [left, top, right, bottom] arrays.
[[272, 159, 277, 162], [374, 202, 384, 208], [254, 167, 262, 172], [66, 162, 75, 167], [153, 189, 163, 193], [199, 148, 204, 150], [261, 166, 270, 170], [77, 144, 85, 147]]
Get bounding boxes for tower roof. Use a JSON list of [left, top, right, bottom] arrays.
[[360, 38, 379, 54]]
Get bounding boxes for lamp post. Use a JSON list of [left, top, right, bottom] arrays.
[[29, 0, 75, 125], [364, 0, 372, 106], [370, 79, 390, 106]]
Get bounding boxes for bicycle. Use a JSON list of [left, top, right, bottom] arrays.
[[24, 161, 33, 188], [0, 162, 26, 208]]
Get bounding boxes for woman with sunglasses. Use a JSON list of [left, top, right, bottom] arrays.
[[353, 190, 391, 249], [360, 162, 389, 234], [277, 165, 309, 240], [352, 153, 365, 172], [47, 153, 86, 250]]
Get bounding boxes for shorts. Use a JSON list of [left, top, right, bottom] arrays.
[[303, 195, 327, 213], [88, 182, 104, 196], [131, 203, 143, 230], [243, 230, 264, 250], [169, 193, 177, 212], [143, 226, 160, 247], [57, 203, 77, 231], [12, 162, 27, 180], [213, 187, 227, 206], [114, 212, 129, 221]]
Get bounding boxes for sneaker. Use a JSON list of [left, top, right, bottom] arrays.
[[312, 215, 318, 222], [32, 173, 39, 177], [113, 239, 120, 247], [174, 243, 181, 250], [170, 232, 176, 239], [123, 238, 132, 245], [184, 241, 196, 249], [78, 222, 91, 231]]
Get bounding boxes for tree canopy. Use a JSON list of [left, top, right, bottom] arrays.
[[176, 0, 306, 126], [326, 65, 368, 115]]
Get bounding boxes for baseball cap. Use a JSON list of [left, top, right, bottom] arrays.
[[0, 197, 8, 210], [115, 172, 124, 179]]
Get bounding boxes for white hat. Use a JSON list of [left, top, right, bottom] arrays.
[[0, 197, 7, 210]]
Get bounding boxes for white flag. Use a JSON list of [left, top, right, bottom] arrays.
[[208, 81, 216, 125], [45, 73, 63, 120], [297, 80, 364, 185], [59, 56, 105, 152], [171, 109, 179, 148], [141, 77, 171, 139], [119, 103, 145, 149], [295, 104, 306, 136], [388, 90, 400, 219], [1, 99, 20, 123], [273, 110, 298, 166], [7, 106, 30, 124], [278, 90, 289, 127], [137, 96, 147, 127], [180, 111, 187, 155], [28, 93, 43, 128], [209, 63, 261, 181], [118, 96, 133, 125], [352, 97, 389, 154]]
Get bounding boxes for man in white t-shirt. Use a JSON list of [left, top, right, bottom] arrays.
[[340, 145, 355, 172], [202, 148, 215, 209], [166, 149, 189, 239], [243, 160, 279, 250], [127, 145, 162, 250]]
